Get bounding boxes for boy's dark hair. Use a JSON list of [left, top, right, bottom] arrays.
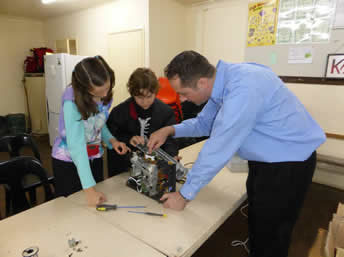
[[72, 55, 115, 120], [127, 68, 159, 96], [164, 50, 216, 88]]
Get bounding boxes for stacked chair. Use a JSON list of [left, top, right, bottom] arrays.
[[156, 77, 208, 150], [0, 133, 54, 218], [156, 77, 183, 123]]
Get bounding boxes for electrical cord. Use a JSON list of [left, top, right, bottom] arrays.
[[177, 177, 186, 184], [176, 162, 193, 184], [183, 162, 194, 167], [230, 203, 249, 254], [240, 203, 248, 218], [231, 238, 249, 254]]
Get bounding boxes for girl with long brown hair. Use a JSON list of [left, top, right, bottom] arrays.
[[52, 55, 129, 206]]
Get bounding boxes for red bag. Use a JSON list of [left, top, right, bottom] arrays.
[[87, 144, 100, 157], [32, 47, 54, 72], [24, 56, 38, 73]]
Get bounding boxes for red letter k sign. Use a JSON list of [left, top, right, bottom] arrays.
[[331, 58, 344, 74]]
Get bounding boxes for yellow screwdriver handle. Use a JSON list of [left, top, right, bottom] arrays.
[[96, 207, 107, 211]]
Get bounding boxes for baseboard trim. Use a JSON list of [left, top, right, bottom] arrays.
[[313, 168, 344, 191]]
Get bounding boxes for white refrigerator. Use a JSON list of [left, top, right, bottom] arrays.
[[44, 53, 87, 146]]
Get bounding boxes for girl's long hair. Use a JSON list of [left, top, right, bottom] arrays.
[[72, 55, 115, 120]]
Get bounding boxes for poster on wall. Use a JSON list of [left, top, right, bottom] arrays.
[[334, 0, 344, 29], [288, 46, 313, 63], [276, 0, 337, 44], [247, 0, 280, 47]]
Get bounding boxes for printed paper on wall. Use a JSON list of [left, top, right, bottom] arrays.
[[247, 0, 280, 47]]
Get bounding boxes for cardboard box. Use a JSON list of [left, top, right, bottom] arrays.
[[308, 229, 327, 257], [337, 248, 344, 257], [324, 203, 344, 257]]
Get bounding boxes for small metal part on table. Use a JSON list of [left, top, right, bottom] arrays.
[[22, 246, 39, 257], [68, 238, 80, 248]]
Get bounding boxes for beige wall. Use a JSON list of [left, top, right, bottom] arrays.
[[185, 0, 249, 65], [149, 0, 187, 77], [287, 83, 344, 159], [43, 0, 149, 65], [185, 0, 343, 159], [0, 15, 45, 116], [2, 0, 343, 162]]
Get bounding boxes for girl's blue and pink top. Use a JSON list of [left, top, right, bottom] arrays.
[[52, 86, 115, 189]]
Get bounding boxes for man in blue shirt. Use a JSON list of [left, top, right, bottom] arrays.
[[147, 51, 326, 257]]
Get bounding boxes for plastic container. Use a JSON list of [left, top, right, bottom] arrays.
[[226, 153, 249, 172], [7, 113, 26, 135]]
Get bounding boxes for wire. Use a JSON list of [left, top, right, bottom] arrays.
[[230, 203, 249, 253], [240, 203, 248, 218], [231, 238, 250, 254], [183, 162, 194, 167], [177, 178, 186, 184]]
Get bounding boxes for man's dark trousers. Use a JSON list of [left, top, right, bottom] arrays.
[[247, 151, 316, 257]]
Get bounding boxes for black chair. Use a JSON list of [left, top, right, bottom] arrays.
[[0, 133, 41, 160], [0, 133, 54, 205], [0, 156, 54, 217], [175, 101, 209, 150]]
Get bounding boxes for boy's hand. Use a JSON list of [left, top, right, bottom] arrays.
[[110, 138, 130, 155], [129, 136, 145, 147]]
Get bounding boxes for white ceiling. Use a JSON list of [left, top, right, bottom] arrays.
[[175, 0, 212, 5], [0, 0, 213, 21], [0, 0, 115, 20]]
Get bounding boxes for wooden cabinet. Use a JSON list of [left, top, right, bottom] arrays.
[[24, 76, 48, 134], [55, 39, 77, 55]]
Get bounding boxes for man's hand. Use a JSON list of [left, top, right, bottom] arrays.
[[110, 138, 130, 155], [84, 187, 107, 207], [160, 191, 188, 211], [174, 156, 182, 161], [147, 126, 175, 153], [129, 136, 145, 147]]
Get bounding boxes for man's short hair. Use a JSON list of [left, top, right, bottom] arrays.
[[127, 68, 159, 96], [164, 51, 216, 88]]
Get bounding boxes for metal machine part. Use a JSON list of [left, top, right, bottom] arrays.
[[22, 247, 39, 257], [135, 143, 188, 181], [127, 144, 188, 202]]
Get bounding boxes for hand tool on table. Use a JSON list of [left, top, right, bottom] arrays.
[[128, 210, 167, 217], [96, 204, 146, 211]]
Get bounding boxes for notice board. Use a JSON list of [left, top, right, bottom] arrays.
[[245, 0, 344, 77]]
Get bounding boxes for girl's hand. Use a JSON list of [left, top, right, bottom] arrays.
[[110, 138, 130, 155], [129, 136, 145, 147], [84, 187, 106, 207]]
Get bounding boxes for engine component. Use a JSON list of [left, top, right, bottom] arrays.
[[127, 144, 188, 202]]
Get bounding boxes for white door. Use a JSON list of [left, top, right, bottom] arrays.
[[201, 1, 248, 65], [108, 29, 145, 109]]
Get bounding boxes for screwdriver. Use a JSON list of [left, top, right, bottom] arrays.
[[128, 210, 167, 217], [96, 204, 146, 211]]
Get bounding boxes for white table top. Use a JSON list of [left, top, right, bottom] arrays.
[[0, 197, 165, 257], [68, 141, 248, 257]]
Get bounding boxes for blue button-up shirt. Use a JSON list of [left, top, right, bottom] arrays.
[[175, 60, 326, 200]]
